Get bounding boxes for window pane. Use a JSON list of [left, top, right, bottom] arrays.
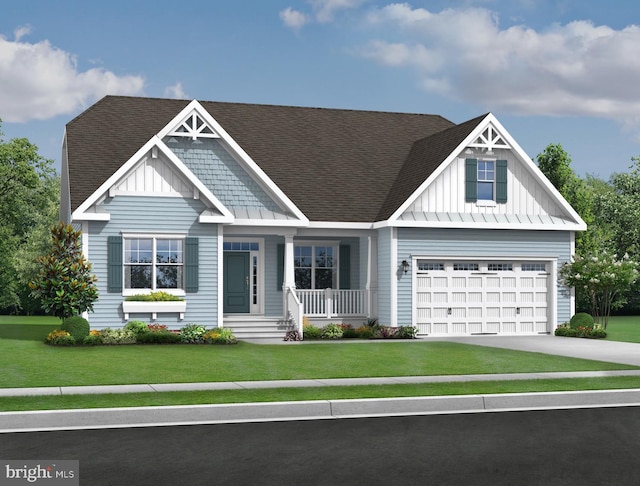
[[315, 269, 334, 289], [125, 265, 151, 288], [157, 239, 183, 264], [156, 266, 183, 289], [125, 238, 152, 263], [477, 181, 494, 200], [295, 268, 311, 289], [295, 246, 312, 268]]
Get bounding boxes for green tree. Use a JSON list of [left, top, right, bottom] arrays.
[[29, 223, 98, 320], [0, 120, 59, 312], [559, 250, 638, 329], [536, 144, 599, 255]]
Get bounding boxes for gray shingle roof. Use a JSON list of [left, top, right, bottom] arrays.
[[66, 95, 482, 222]]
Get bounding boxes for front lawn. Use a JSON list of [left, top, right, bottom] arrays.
[[604, 316, 640, 343], [0, 315, 638, 388]]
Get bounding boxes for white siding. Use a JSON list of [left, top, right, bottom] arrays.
[[407, 149, 566, 218]]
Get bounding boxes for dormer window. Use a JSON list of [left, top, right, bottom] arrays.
[[477, 161, 495, 200]]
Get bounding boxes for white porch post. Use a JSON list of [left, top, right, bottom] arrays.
[[282, 233, 296, 321]]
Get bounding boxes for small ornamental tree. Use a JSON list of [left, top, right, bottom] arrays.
[[559, 251, 638, 329], [29, 222, 98, 319]]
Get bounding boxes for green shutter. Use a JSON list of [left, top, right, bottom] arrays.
[[277, 244, 284, 291], [465, 159, 478, 202], [107, 235, 123, 293], [185, 237, 199, 293], [339, 245, 351, 289], [496, 159, 508, 203]]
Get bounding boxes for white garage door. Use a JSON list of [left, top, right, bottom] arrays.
[[415, 261, 550, 335]]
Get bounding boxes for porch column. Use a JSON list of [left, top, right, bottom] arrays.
[[283, 234, 296, 290]]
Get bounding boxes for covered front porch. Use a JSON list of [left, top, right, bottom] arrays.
[[222, 229, 378, 339]]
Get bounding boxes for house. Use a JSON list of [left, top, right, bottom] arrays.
[[60, 96, 586, 339]]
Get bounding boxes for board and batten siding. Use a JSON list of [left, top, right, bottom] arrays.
[[87, 195, 218, 329], [395, 228, 573, 327], [407, 150, 566, 217]]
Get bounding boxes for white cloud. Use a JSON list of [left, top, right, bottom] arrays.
[[358, 4, 640, 125], [0, 34, 144, 123], [13, 25, 31, 41], [164, 82, 187, 99], [281, 0, 364, 30], [311, 0, 365, 23], [280, 7, 310, 30]]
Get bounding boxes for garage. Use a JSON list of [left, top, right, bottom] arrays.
[[414, 260, 551, 335]]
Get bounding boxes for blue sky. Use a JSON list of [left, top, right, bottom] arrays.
[[2, 0, 640, 179]]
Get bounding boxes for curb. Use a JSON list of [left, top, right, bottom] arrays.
[[3, 389, 640, 433]]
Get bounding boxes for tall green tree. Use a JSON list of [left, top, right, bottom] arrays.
[[0, 120, 59, 312], [536, 144, 602, 256], [29, 223, 98, 320]]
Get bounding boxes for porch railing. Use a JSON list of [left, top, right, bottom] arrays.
[[296, 289, 368, 318], [285, 287, 303, 335]]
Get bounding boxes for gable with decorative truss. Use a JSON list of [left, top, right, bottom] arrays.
[[387, 113, 586, 230], [165, 111, 219, 141], [467, 123, 510, 153]]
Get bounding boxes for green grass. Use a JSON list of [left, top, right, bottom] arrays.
[[2, 376, 640, 412], [605, 316, 640, 343], [3, 315, 640, 412]]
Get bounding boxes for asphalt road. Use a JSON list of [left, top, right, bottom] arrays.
[[2, 407, 640, 485]]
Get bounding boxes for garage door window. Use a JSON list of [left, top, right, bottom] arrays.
[[453, 263, 479, 271], [417, 262, 445, 271], [522, 263, 547, 272], [488, 263, 513, 271]]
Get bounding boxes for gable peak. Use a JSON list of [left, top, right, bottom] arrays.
[[467, 120, 510, 153], [166, 109, 220, 141]]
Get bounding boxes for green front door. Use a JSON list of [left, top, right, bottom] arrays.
[[224, 252, 250, 313]]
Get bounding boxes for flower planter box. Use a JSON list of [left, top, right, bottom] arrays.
[[122, 301, 186, 320]]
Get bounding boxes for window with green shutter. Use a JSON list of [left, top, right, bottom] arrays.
[[465, 158, 507, 204]]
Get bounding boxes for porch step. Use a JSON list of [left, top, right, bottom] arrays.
[[225, 317, 295, 341]]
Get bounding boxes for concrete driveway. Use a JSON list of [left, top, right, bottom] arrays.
[[431, 335, 640, 367]]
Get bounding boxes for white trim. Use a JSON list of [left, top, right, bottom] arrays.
[[157, 100, 309, 225], [307, 221, 374, 230], [390, 227, 398, 327], [71, 136, 234, 224], [81, 221, 89, 259], [569, 231, 576, 318], [378, 220, 585, 231], [386, 113, 587, 231], [120, 234, 188, 297], [217, 228, 224, 328], [223, 237, 266, 315]]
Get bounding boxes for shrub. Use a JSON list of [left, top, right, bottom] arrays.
[[396, 325, 418, 339], [340, 324, 357, 338], [125, 291, 184, 302], [45, 329, 76, 346], [147, 323, 168, 332], [588, 327, 607, 339], [180, 323, 207, 343], [354, 325, 374, 339], [61, 316, 90, 342], [303, 324, 322, 339], [569, 313, 594, 329], [321, 323, 344, 339], [203, 328, 237, 344], [284, 330, 302, 341], [82, 334, 103, 346], [124, 320, 149, 336], [373, 325, 398, 339], [100, 328, 137, 345], [137, 330, 182, 344], [365, 318, 379, 327]]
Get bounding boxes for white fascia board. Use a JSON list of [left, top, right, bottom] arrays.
[[385, 116, 491, 224], [379, 219, 585, 231], [384, 113, 587, 231], [488, 114, 587, 230], [307, 221, 374, 230], [158, 100, 309, 225], [228, 219, 307, 227], [72, 136, 234, 224]]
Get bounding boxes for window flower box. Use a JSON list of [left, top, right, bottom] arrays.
[[122, 300, 186, 320]]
